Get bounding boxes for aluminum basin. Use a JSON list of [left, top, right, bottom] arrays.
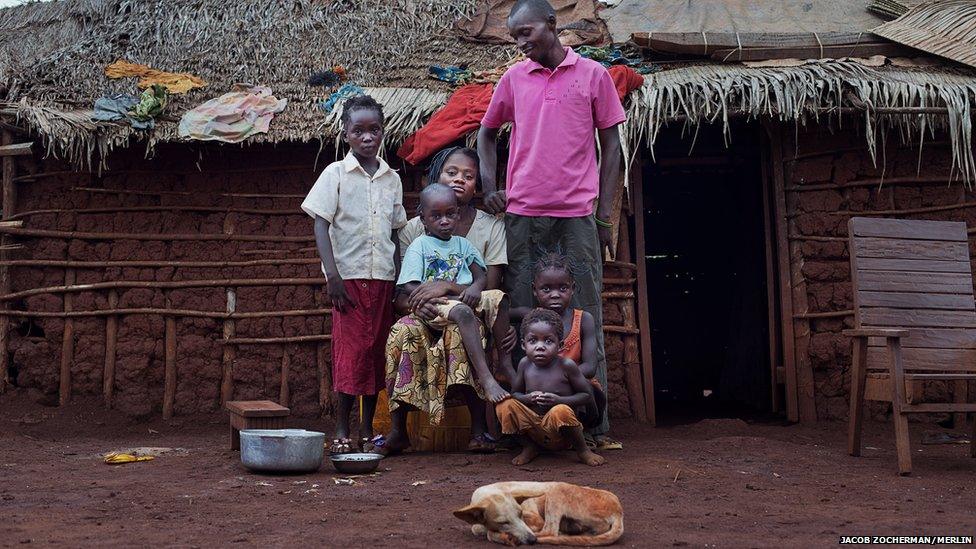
[[239, 429, 325, 473]]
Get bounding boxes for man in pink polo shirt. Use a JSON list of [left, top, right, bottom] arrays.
[[477, 0, 625, 441]]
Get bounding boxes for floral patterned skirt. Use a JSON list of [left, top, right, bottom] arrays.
[[384, 290, 504, 425]]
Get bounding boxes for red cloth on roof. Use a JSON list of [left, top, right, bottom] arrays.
[[397, 83, 494, 165], [607, 65, 644, 101]]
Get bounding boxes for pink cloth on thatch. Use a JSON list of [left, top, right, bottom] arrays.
[[178, 86, 287, 143]]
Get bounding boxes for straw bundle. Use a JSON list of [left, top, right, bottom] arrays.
[[868, 0, 924, 20], [873, 0, 976, 68]]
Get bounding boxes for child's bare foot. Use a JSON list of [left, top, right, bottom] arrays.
[[483, 380, 511, 403], [577, 448, 605, 466], [512, 444, 540, 465]]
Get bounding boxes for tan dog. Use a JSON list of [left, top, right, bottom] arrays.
[[454, 481, 623, 546]]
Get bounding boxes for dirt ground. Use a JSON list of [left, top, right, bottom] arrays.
[[1, 391, 975, 548]]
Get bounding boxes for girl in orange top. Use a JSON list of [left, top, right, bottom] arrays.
[[512, 250, 606, 428]]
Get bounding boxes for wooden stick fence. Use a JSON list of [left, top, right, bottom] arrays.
[[0, 162, 646, 418]]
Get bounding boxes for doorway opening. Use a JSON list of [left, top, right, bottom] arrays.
[[641, 123, 773, 423]]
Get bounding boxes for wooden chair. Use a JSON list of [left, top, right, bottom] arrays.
[[846, 217, 976, 474]]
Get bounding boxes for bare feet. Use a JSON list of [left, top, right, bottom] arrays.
[[512, 444, 540, 465], [577, 448, 606, 466], [483, 380, 511, 403]]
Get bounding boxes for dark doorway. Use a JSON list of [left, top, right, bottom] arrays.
[[642, 123, 772, 421]]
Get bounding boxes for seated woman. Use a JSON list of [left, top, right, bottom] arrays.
[[371, 146, 511, 455]]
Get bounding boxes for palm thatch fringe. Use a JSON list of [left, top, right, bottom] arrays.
[[868, 0, 922, 20], [319, 87, 450, 153], [873, 0, 976, 69], [625, 60, 976, 182], [1, 101, 136, 171], [1, 86, 453, 169], [9, 61, 976, 181]]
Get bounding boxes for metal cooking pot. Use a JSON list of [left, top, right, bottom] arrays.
[[239, 429, 325, 473]]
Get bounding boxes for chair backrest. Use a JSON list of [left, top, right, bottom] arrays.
[[849, 217, 976, 373]]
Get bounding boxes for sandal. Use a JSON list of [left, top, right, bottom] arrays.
[[595, 435, 623, 451], [467, 433, 497, 454], [363, 434, 408, 457], [329, 438, 355, 455]]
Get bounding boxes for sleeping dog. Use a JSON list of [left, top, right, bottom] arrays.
[[454, 481, 623, 546]]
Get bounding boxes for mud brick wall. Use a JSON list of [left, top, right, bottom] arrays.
[[785, 126, 966, 420], [5, 142, 633, 419]]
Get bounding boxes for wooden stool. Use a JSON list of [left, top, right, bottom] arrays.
[[226, 400, 290, 450], [406, 405, 472, 452]]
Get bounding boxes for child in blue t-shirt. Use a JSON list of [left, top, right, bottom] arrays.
[[397, 183, 514, 404]]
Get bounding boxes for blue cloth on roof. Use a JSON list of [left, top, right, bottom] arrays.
[[320, 84, 365, 113], [429, 65, 473, 85], [92, 94, 138, 122]]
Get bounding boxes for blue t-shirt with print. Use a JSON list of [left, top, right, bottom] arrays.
[[397, 235, 486, 286]]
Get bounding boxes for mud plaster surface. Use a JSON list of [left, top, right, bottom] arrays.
[[7, 143, 633, 419]]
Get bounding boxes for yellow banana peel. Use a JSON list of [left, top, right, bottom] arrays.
[[103, 452, 154, 465]]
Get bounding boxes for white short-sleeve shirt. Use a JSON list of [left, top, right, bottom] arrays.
[[302, 152, 408, 281]]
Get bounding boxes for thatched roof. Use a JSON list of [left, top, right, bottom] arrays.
[[5, 0, 976, 182], [0, 0, 511, 164]]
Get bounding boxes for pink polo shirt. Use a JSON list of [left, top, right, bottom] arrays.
[[482, 48, 626, 218]]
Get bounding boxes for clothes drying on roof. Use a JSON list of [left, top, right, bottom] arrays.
[[607, 65, 644, 101], [308, 66, 348, 87], [129, 85, 168, 129], [429, 65, 474, 85], [178, 86, 287, 143], [429, 57, 522, 86], [320, 84, 365, 113], [397, 83, 493, 165], [105, 59, 207, 94], [91, 85, 167, 130], [92, 93, 138, 123], [457, 0, 609, 46], [576, 45, 642, 67]]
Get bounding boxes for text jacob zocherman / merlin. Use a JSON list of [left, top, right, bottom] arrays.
[[839, 536, 973, 545]]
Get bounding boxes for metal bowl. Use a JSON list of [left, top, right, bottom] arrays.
[[330, 452, 383, 474], [239, 429, 325, 473]]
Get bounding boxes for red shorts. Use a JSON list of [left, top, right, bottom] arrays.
[[331, 279, 394, 396]]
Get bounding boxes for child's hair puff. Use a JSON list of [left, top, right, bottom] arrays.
[[521, 307, 564, 341], [532, 247, 575, 280]]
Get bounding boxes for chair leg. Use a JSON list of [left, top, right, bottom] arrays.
[[887, 336, 912, 475], [970, 411, 976, 458], [848, 337, 868, 457], [954, 380, 968, 430], [892, 411, 912, 475]]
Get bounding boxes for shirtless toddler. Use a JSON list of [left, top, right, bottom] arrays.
[[495, 308, 605, 466]]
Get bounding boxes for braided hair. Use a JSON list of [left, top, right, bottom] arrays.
[[426, 146, 481, 187], [521, 307, 564, 341], [532, 247, 575, 281]]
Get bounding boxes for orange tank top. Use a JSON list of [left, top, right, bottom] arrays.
[[558, 309, 584, 364]]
